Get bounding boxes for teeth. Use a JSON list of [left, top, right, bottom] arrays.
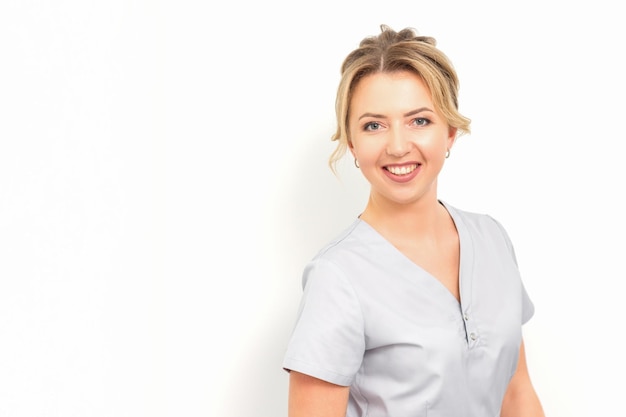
[[387, 164, 417, 175]]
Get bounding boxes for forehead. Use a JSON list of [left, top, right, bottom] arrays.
[[350, 71, 433, 113]]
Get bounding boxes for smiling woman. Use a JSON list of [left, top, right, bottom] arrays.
[[348, 71, 454, 208], [282, 24, 545, 417]]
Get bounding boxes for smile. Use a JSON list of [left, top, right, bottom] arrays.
[[385, 164, 419, 176]]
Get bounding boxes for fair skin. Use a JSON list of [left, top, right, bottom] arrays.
[[348, 71, 459, 295], [288, 71, 544, 417]]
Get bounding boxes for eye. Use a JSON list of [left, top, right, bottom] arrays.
[[412, 117, 430, 127], [364, 121, 382, 131]]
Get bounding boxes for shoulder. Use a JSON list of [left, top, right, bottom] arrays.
[[443, 201, 499, 227], [300, 219, 384, 289], [442, 201, 515, 249], [311, 219, 378, 264]]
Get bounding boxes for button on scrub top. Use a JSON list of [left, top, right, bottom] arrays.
[[282, 202, 534, 417]]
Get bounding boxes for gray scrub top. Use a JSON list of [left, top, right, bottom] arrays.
[[282, 201, 534, 417]]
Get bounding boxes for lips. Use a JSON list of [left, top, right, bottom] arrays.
[[382, 163, 421, 183], [384, 164, 419, 176]]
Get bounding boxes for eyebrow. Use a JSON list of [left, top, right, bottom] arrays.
[[358, 107, 434, 120]]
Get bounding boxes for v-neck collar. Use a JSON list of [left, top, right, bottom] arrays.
[[354, 200, 475, 314], [440, 200, 475, 315]]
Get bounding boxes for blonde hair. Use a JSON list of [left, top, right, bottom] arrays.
[[329, 24, 471, 173]]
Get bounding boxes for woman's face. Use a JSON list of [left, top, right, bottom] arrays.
[[348, 71, 456, 208]]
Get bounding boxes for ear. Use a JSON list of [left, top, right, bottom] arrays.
[[447, 127, 457, 150], [348, 138, 355, 157]]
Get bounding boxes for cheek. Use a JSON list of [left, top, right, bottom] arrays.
[[352, 141, 381, 166]]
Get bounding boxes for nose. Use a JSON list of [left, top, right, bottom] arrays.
[[385, 127, 410, 157]]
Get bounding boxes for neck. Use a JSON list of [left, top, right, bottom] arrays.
[[359, 195, 448, 238]]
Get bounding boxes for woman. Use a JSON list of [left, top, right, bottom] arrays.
[[282, 25, 544, 417]]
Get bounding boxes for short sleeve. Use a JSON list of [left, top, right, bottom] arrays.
[[487, 215, 535, 325], [521, 281, 535, 324], [282, 258, 365, 386]]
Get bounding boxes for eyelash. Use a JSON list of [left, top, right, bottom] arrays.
[[362, 118, 431, 131], [412, 117, 431, 126], [363, 122, 381, 131]]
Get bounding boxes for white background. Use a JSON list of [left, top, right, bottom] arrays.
[[1, 1, 624, 416]]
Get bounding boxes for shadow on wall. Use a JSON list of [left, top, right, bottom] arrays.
[[283, 127, 369, 255], [217, 126, 369, 417]]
